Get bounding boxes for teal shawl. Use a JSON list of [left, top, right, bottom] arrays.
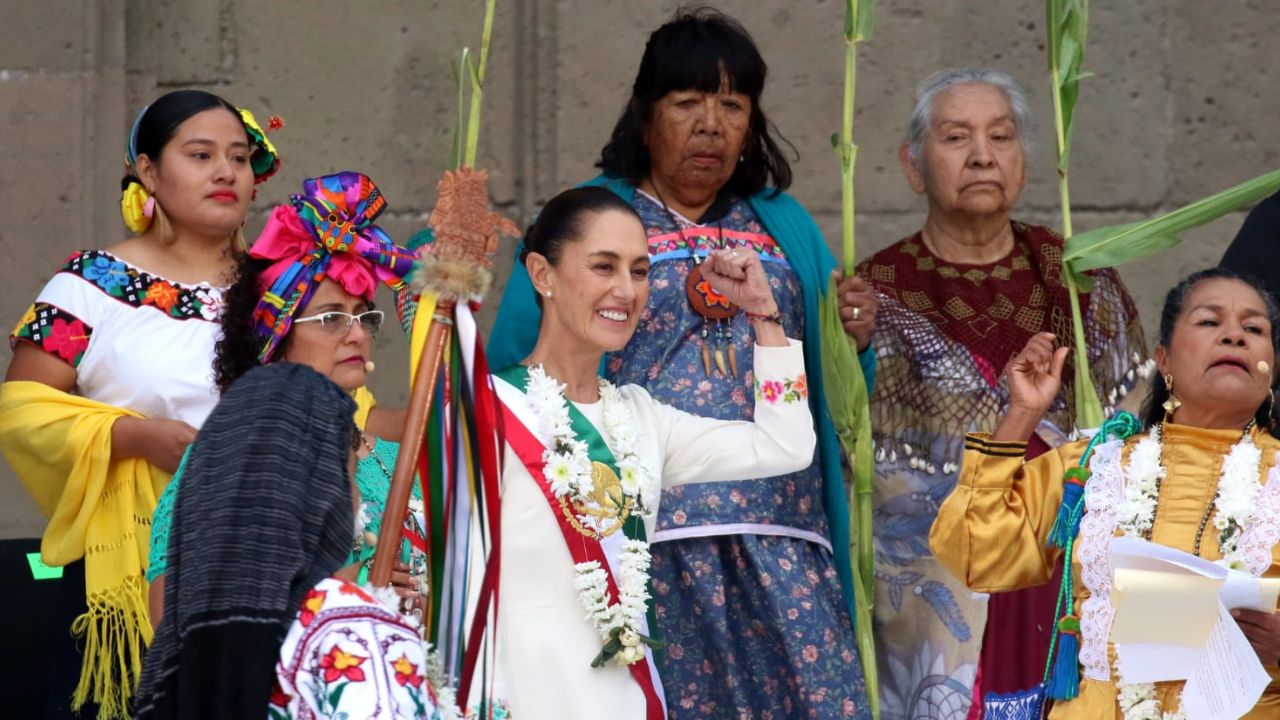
[[487, 173, 875, 620]]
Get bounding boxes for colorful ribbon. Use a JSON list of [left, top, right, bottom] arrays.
[[250, 171, 417, 363]]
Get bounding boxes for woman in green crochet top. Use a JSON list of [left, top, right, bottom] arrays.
[[147, 172, 426, 627]]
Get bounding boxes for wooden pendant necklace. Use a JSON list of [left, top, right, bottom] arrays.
[[649, 183, 739, 378]]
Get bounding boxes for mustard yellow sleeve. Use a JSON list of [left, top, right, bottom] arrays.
[[929, 432, 1077, 593]]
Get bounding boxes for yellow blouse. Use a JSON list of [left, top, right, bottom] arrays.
[[930, 423, 1280, 719]]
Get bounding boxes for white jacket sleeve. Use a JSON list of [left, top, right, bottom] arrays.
[[640, 340, 817, 487]]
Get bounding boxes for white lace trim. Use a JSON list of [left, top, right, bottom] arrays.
[[1076, 442, 1280, 684], [1239, 450, 1280, 576], [1077, 439, 1124, 682]]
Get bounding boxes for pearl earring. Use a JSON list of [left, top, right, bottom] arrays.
[[545, 290, 552, 298]]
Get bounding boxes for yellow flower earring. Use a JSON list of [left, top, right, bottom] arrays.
[[121, 177, 154, 234]]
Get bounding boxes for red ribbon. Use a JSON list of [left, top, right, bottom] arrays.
[[494, 392, 665, 720]]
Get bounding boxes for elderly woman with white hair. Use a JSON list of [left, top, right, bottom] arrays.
[[858, 68, 1147, 719]]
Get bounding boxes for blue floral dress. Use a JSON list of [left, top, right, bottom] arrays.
[[604, 191, 868, 718]]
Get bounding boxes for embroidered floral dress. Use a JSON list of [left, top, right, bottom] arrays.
[[932, 424, 1280, 718], [603, 192, 867, 717], [269, 577, 441, 720], [10, 249, 226, 427]]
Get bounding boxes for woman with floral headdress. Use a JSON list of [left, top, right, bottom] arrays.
[[0, 89, 280, 719], [145, 171, 427, 629]]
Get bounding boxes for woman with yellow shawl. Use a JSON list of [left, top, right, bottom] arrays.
[[0, 90, 280, 718]]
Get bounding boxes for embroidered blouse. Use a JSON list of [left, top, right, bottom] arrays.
[[269, 577, 441, 719], [931, 423, 1280, 718], [9, 249, 225, 427]]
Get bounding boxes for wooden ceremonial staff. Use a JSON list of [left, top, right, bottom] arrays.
[[369, 299, 454, 588], [369, 167, 519, 593]]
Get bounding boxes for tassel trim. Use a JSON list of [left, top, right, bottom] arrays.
[[70, 574, 153, 720]]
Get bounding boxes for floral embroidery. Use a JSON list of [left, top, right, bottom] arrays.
[[393, 655, 424, 689], [12, 304, 36, 336], [10, 303, 93, 367], [300, 588, 326, 627], [84, 256, 131, 294], [754, 374, 809, 405], [610, 191, 862, 718], [60, 250, 222, 321], [338, 582, 377, 603], [45, 318, 90, 363], [193, 287, 223, 321], [268, 681, 292, 715], [143, 281, 179, 312], [320, 646, 368, 683]]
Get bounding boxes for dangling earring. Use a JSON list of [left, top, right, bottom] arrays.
[[1264, 388, 1276, 429], [1162, 373, 1182, 423]]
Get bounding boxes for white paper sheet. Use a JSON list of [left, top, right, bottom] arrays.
[[1108, 537, 1275, 695], [1179, 603, 1272, 720]]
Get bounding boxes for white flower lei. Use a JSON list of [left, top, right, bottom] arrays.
[[1113, 423, 1262, 720], [525, 365, 660, 666]]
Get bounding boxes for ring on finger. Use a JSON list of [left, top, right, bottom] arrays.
[[852, 306, 861, 321]]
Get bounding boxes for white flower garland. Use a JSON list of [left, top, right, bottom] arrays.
[[1113, 423, 1262, 720], [525, 365, 660, 666]]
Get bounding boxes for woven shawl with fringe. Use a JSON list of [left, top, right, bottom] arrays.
[[0, 379, 168, 719]]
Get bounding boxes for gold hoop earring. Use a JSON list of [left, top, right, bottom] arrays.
[[1162, 373, 1182, 424]]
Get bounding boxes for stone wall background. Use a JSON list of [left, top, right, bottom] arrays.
[[2, 0, 1277, 537]]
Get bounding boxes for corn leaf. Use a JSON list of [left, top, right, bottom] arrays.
[[819, 282, 879, 718], [855, 0, 875, 42], [1048, 0, 1089, 172], [1065, 168, 1280, 274]]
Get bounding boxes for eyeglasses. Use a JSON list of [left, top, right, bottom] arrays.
[[293, 310, 385, 336]]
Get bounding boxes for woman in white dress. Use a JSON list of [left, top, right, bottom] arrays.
[[0, 89, 279, 718], [481, 186, 817, 718]]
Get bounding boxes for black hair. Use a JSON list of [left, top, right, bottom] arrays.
[[520, 186, 642, 306], [213, 255, 275, 394], [596, 6, 794, 196], [1140, 267, 1280, 430], [213, 254, 378, 394], [123, 90, 245, 192]]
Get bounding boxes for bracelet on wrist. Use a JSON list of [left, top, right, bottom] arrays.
[[745, 308, 783, 325]]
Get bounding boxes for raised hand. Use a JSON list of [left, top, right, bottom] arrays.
[[1006, 332, 1070, 415], [991, 332, 1069, 442], [702, 248, 778, 316]]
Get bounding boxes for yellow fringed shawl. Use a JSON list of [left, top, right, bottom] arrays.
[[0, 380, 170, 720]]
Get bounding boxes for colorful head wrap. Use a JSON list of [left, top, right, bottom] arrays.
[[250, 171, 418, 363], [120, 102, 282, 233]]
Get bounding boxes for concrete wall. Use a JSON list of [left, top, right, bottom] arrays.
[[2, 0, 1277, 537]]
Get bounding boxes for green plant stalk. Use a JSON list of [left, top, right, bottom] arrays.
[[1050, 35, 1103, 428], [841, 41, 856, 276], [833, 2, 880, 715], [463, 0, 498, 168], [450, 48, 471, 171]]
